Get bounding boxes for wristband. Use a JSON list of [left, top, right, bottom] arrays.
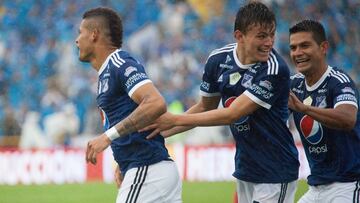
[[105, 126, 120, 141]]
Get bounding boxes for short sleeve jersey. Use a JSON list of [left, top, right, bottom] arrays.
[[97, 49, 170, 174], [290, 66, 360, 185], [200, 43, 299, 183]]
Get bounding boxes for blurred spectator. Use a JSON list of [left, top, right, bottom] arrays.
[[0, 0, 359, 146], [0, 106, 21, 136]]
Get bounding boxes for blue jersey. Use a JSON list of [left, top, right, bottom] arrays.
[[200, 43, 299, 183], [97, 49, 170, 174], [290, 66, 360, 186]]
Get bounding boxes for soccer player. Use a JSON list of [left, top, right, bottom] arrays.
[[144, 2, 299, 202], [75, 7, 182, 203], [288, 19, 360, 203]]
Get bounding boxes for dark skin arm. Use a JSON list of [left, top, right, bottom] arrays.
[[288, 91, 357, 130]]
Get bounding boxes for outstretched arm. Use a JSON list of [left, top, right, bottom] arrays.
[[144, 96, 221, 139], [172, 93, 259, 126], [288, 91, 356, 130], [86, 83, 166, 164]]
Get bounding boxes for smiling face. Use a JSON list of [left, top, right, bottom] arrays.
[[289, 31, 328, 75], [235, 23, 275, 64]]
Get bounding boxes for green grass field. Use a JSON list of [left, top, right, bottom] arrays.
[[0, 180, 308, 203]]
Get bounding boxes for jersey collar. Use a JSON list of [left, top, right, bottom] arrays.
[[305, 65, 332, 91], [232, 43, 255, 70], [98, 49, 121, 75]]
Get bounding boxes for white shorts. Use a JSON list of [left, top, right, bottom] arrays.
[[236, 179, 297, 203], [116, 160, 182, 203], [298, 181, 360, 203]]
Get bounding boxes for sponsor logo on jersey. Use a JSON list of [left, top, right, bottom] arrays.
[[99, 107, 110, 129], [298, 81, 303, 88], [315, 96, 327, 108], [250, 84, 274, 99], [225, 55, 232, 63], [229, 72, 241, 85], [241, 74, 253, 88], [317, 89, 327, 93], [219, 64, 233, 69], [224, 96, 236, 107], [201, 81, 210, 91], [217, 74, 223, 82], [124, 66, 137, 77], [224, 97, 250, 132], [259, 80, 273, 91], [300, 115, 323, 145], [303, 96, 313, 105], [336, 94, 357, 103], [125, 73, 148, 89], [308, 144, 328, 154], [292, 88, 304, 94], [248, 67, 257, 74], [341, 87, 355, 94]]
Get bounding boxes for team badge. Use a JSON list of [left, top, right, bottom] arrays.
[[229, 72, 241, 85], [300, 115, 323, 144], [303, 96, 313, 105], [241, 74, 253, 88], [315, 96, 327, 108]]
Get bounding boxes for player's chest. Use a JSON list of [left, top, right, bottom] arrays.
[[96, 76, 123, 108], [217, 66, 257, 96], [294, 82, 331, 109]]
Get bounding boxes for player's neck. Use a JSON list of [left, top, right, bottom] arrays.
[[91, 46, 118, 71], [305, 63, 328, 86], [236, 46, 253, 65]]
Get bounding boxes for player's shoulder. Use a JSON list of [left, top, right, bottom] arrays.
[[109, 50, 139, 68], [207, 43, 236, 61], [328, 66, 353, 84], [290, 73, 305, 87], [260, 49, 289, 76]]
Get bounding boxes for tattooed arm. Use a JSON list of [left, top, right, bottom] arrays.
[[86, 83, 166, 164]]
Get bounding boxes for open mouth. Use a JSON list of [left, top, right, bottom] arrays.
[[295, 58, 310, 65]]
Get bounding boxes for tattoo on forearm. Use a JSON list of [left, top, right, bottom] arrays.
[[114, 95, 157, 137]]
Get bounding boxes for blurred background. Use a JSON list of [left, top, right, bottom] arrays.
[[0, 0, 359, 147], [0, 0, 358, 202]]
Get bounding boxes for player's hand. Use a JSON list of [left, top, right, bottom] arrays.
[[114, 165, 123, 189], [86, 134, 111, 165], [138, 112, 176, 139], [288, 91, 308, 113]]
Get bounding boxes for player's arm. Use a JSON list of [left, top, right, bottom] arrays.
[[171, 93, 259, 126], [86, 83, 166, 164], [288, 91, 356, 130], [145, 96, 221, 139], [114, 164, 123, 189]]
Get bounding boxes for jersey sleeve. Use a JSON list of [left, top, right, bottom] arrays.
[[331, 79, 358, 109], [244, 65, 289, 109], [199, 55, 221, 97], [113, 60, 152, 97]]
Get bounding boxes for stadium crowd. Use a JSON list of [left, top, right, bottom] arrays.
[[0, 0, 359, 147]]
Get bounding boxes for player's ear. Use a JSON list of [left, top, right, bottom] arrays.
[[320, 41, 329, 55], [91, 28, 100, 42], [234, 30, 245, 43]]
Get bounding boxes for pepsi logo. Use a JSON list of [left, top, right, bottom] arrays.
[[300, 115, 323, 144], [99, 108, 110, 129], [224, 96, 236, 108]]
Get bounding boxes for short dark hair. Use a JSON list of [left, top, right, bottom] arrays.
[[83, 7, 123, 48], [289, 20, 327, 45], [234, 1, 276, 33]]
